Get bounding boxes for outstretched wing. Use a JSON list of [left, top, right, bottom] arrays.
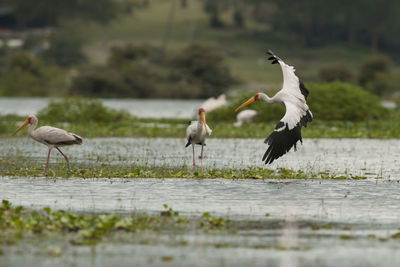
[[266, 50, 309, 99], [262, 102, 313, 164]]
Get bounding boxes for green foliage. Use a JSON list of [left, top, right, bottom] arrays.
[[0, 52, 66, 96], [37, 98, 133, 123], [358, 54, 394, 96], [108, 44, 152, 67], [318, 64, 354, 83], [70, 43, 235, 98], [307, 82, 388, 121], [9, 0, 124, 27], [69, 66, 133, 97], [42, 25, 87, 67], [171, 43, 237, 98]]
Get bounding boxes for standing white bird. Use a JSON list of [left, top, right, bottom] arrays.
[[13, 115, 82, 170], [185, 108, 212, 167], [233, 109, 258, 127], [235, 50, 313, 164]]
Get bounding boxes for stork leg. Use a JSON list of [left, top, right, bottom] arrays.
[[199, 144, 204, 159], [55, 147, 69, 166], [192, 144, 195, 167], [45, 147, 52, 171]]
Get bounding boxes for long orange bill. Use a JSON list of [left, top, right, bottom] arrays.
[[12, 119, 29, 136], [200, 112, 207, 130], [235, 97, 255, 112]]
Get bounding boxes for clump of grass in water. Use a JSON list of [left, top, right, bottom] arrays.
[[0, 200, 229, 246], [0, 160, 367, 180]]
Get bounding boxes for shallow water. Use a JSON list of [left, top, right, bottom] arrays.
[[1, 177, 400, 224], [2, 137, 400, 266], [1, 177, 400, 267], [0, 97, 203, 118], [1, 137, 400, 178]]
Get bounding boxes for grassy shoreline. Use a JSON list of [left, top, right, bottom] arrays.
[[2, 115, 400, 139]]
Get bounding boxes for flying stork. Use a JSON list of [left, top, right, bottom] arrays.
[[235, 50, 313, 164], [13, 115, 82, 170], [185, 108, 212, 167]]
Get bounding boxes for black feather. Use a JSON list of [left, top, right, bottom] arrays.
[[299, 81, 309, 99], [300, 110, 313, 127], [265, 49, 282, 65], [185, 137, 191, 147], [262, 122, 303, 164]]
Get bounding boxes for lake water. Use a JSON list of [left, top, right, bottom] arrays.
[[1, 177, 400, 267], [1, 137, 399, 179], [2, 137, 400, 267], [0, 97, 204, 118]]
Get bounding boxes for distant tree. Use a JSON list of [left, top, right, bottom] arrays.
[[6, 0, 123, 27], [108, 44, 151, 67], [203, 0, 225, 28], [0, 52, 65, 96], [171, 43, 237, 98], [359, 55, 392, 86], [42, 25, 87, 66], [358, 54, 393, 96], [318, 64, 355, 83]]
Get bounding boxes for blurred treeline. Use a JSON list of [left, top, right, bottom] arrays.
[[0, 0, 399, 98]]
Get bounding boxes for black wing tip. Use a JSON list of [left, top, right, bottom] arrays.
[[265, 49, 280, 65], [73, 135, 83, 145], [185, 137, 191, 147], [299, 81, 310, 99]]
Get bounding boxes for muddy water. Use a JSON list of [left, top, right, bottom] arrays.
[[1, 137, 400, 178]]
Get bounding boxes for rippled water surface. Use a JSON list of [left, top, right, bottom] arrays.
[[1, 137, 400, 178], [1, 177, 400, 267], [2, 137, 400, 267]]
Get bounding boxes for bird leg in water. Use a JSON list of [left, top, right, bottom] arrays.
[[45, 147, 52, 171], [192, 144, 195, 167], [56, 147, 69, 166], [199, 144, 204, 159]]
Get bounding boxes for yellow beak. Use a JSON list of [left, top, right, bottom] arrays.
[[200, 112, 207, 130], [235, 97, 255, 112], [12, 119, 29, 136]]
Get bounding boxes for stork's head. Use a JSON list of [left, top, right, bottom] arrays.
[[235, 93, 260, 112], [12, 115, 37, 136]]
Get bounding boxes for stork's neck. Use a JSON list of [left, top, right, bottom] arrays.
[[28, 120, 38, 137], [259, 93, 276, 104]]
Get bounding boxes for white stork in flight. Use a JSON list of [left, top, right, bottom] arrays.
[[235, 50, 313, 164], [185, 108, 212, 167], [13, 115, 82, 170]]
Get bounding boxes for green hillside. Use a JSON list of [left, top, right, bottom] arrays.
[[82, 0, 374, 89]]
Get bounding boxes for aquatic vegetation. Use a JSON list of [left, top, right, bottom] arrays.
[[0, 160, 366, 180], [0, 200, 230, 246]]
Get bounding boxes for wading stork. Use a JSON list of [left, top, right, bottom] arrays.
[[185, 108, 212, 167], [235, 50, 313, 164], [13, 115, 82, 170]]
